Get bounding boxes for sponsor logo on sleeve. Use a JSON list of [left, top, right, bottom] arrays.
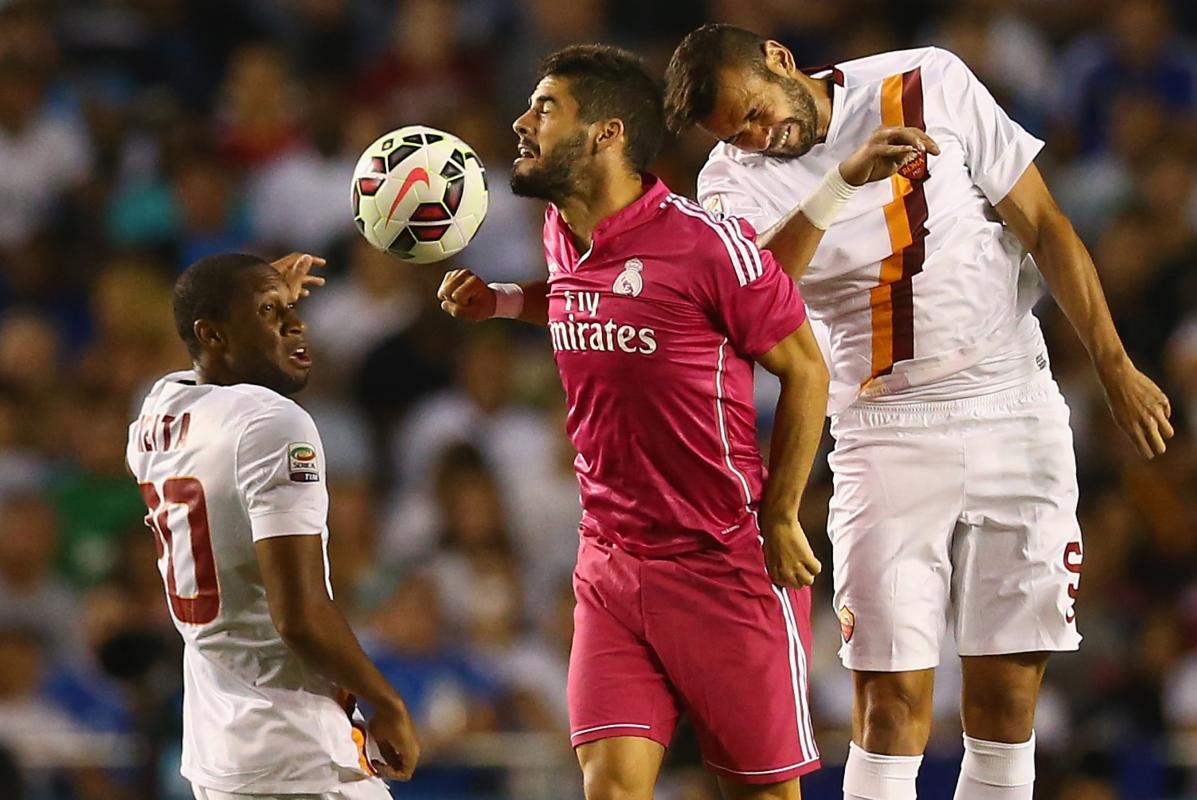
[[702, 194, 725, 218], [288, 442, 320, 483]]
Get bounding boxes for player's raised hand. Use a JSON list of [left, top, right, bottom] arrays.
[[839, 126, 940, 186], [438, 269, 496, 321], [1099, 358, 1174, 459], [761, 515, 822, 588], [271, 252, 328, 301], [366, 702, 421, 782]]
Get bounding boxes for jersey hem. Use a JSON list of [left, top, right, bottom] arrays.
[[569, 725, 670, 750], [249, 509, 325, 540], [703, 756, 822, 783], [182, 766, 370, 795]]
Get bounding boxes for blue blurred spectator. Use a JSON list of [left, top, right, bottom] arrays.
[[1055, 0, 1197, 154]]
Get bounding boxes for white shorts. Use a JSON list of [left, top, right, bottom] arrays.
[[828, 372, 1084, 672], [191, 777, 391, 800]]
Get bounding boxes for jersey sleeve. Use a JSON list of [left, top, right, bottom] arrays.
[[696, 158, 780, 234], [935, 48, 1043, 204], [235, 401, 328, 541], [691, 216, 808, 358]]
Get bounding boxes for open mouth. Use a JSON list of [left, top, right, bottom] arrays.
[[768, 124, 792, 152], [514, 141, 538, 165], [289, 345, 311, 368]]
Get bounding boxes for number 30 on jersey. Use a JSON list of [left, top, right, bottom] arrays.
[[138, 478, 220, 625]]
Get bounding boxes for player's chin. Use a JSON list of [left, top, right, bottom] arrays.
[[275, 363, 311, 394]]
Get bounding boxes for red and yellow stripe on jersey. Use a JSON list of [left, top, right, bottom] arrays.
[[868, 68, 929, 381]]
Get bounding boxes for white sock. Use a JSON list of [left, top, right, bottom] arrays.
[[844, 741, 923, 800], [952, 732, 1035, 799]]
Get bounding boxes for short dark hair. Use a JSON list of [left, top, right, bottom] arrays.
[[664, 24, 769, 133], [537, 44, 665, 173], [173, 253, 269, 358]]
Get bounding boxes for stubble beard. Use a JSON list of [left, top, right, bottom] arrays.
[[765, 73, 821, 160], [509, 130, 590, 206]]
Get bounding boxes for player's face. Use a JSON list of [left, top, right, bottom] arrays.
[[510, 76, 591, 203], [219, 266, 311, 395], [700, 65, 820, 159]]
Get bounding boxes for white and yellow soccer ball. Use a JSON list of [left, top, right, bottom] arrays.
[[350, 126, 489, 264]]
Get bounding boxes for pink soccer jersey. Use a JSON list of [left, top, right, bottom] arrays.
[[542, 176, 807, 556]]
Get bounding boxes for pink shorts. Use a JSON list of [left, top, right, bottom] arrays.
[[568, 531, 821, 784]]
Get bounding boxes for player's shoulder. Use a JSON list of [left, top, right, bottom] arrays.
[[226, 385, 314, 429], [659, 191, 751, 239], [835, 46, 958, 85], [698, 142, 747, 182], [141, 372, 312, 433], [657, 191, 766, 278]]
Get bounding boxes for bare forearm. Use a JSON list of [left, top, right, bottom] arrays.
[[280, 601, 406, 712], [761, 368, 829, 520], [517, 280, 549, 325], [1032, 218, 1128, 374], [759, 211, 826, 282]]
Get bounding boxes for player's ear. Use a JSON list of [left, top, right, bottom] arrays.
[[593, 118, 624, 155], [194, 319, 224, 351], [762, 40, 797, 77]]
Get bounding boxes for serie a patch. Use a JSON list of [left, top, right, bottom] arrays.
[[288, 442, 320, 482]]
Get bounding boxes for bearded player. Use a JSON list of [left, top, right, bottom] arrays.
[[664, 24, 1174, 800], [127, 253, 419, 799], [438, 45, 929, 800]]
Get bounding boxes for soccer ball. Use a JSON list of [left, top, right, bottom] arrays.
[[350, 126, 489, 264]]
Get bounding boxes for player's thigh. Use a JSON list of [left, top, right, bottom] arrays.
[[569, 538, 679, 750], [828, 416, 965, 672], [643, 542, 820, 783], [954, 385, 1083, 657], [576, 736, 666, 800], [717, 775, 801, 800]]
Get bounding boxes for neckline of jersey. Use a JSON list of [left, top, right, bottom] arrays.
[[820, 71, 846, 147], [551, 174, 671, 266]]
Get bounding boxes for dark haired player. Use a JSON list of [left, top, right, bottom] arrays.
[[664, 23, 1174, 800], [126, 253, 419, 800], [438, 44, 926, 800]]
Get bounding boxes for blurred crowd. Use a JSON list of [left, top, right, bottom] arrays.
[[0, 0, 1194, 798]]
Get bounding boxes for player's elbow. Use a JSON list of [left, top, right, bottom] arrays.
[[788, 347, 829, 390], [777, 350, 829, 403], [1037, 209, 1080, 256], [270, 599, 329, 650], [273, 613, 312, 648]]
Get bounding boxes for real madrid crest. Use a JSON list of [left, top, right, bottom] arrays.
[[613, 258, 644, 297]]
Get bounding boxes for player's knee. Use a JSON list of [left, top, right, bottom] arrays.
[[582, 768, 654, 800], [859, 677, 933, 750], [719, 777, 800, 800], [961, 683, 1038, 741]]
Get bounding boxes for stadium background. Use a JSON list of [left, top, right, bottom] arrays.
[[0, 0, 1195, 797]]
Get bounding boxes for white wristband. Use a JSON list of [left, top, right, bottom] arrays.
[[489, 283, 525, 319], [800, 165, 859, 230]]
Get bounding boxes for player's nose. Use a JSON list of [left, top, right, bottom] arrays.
[[512, 110, 534, 137], [283, 307, 305, 335]]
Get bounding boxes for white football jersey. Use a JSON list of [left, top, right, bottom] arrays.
[[126, 371, 368, 794], [698, 47, 1050, 413]]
